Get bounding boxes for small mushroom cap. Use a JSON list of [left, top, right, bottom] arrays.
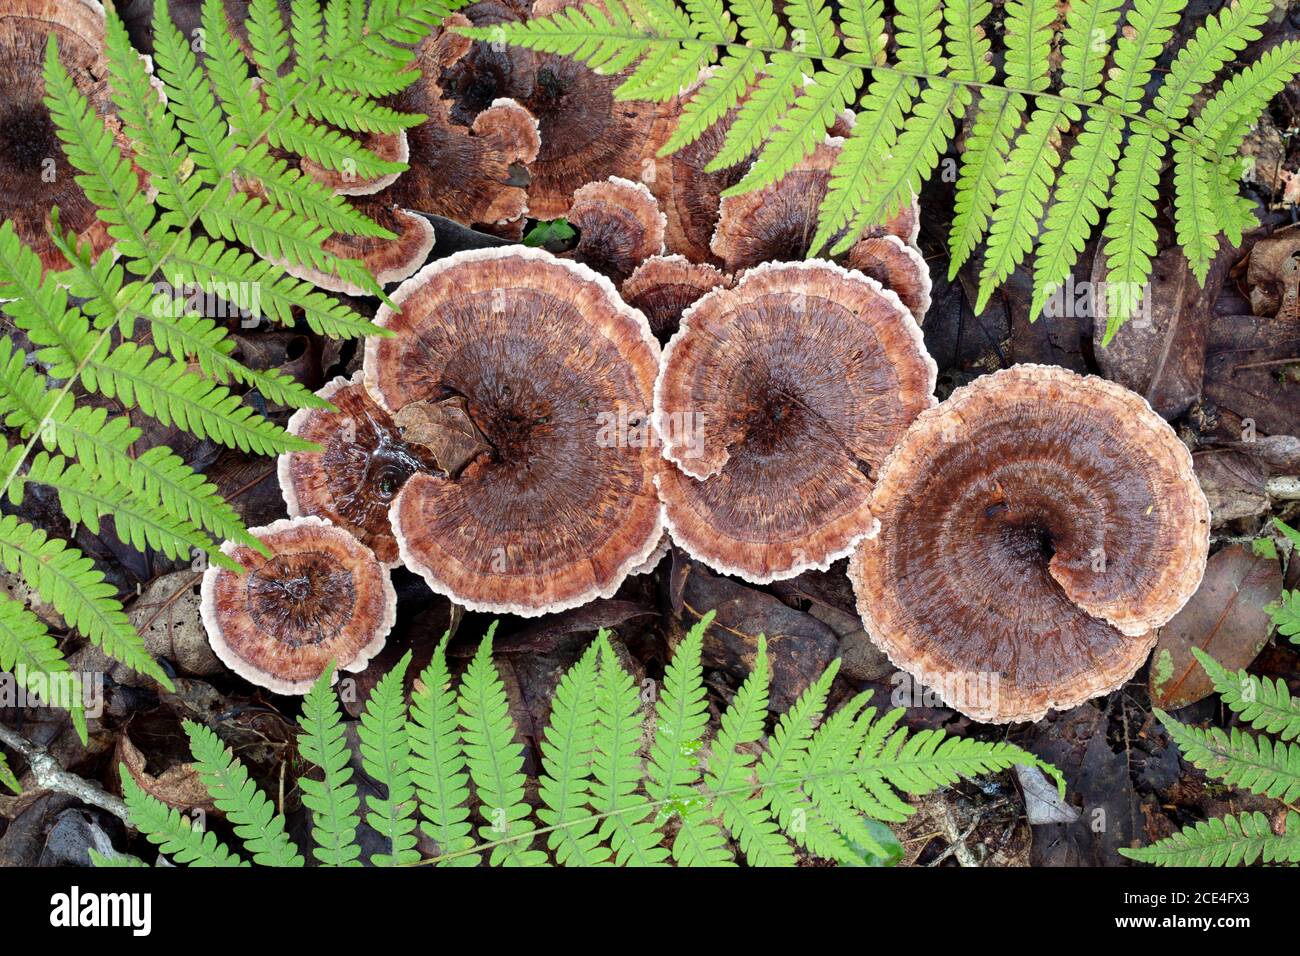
[[654, 260, 937, 583], [650, 94, 748, 265], [710, 140, 919, 273], [300, 128, 410, 196], [849, 364, 1211, 723], [275, 202, 435, 295], [0, 0, 135, 273], [200, 516, 397, 695], [365, 247, 664, 616], [567, 176, 666, 283], [278, 373, 433, 567], [621, 254, 731, 339], [383, 28, 539, 230], [845, 235, 932, 323]]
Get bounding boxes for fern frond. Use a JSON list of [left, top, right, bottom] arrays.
[[758, 660, 856, 863], [1029, 0, 1188, 325], [118, 767, 246, 867], [1269, 590, 1300, 645], [0, 515, 168, 688], [1156, 711, 1300, 804], [703, 637, 792, 866], [297, 664, 362, 867], [458, 624, 546, 866], [0, 750, 20, 796], [185, 720, 303, 867], [17, 451, 229, 571], [591, 634, 668, 865], [727, 61, 863, 196], [1120, 810, 1300, 867], [537, 642, 607, 866], [410, 633, 478, 865], [1191, 648, 1300, 742], [358, 651, 420, 866], [647, 612, 729, 865], [0, 595, 86, 742], [706, 51, 806, 170]]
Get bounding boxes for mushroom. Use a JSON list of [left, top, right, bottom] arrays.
[[654, 260, 937, 583], [200, 516, 397, 695], [620, 254, 731, 340], [710, 139, 919, 274], [381, 22, 540, 233], [845, 235, 932, 323], [364, 247, 663, 616], [849, 364, 1211, 723], [434, 0, 670, 222], [649, 92, 749, 266], [277, 373, 434, 568], [1, 0, 141, 273], [566, 176, 666, 283]]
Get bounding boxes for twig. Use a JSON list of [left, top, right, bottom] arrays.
[[0, 722, 129, 824]]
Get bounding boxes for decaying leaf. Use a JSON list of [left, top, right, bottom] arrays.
[[1149, 545, 1282, 710]]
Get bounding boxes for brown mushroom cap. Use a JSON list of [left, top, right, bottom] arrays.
[[654, 260, 937, 583], [364, 247, 663, 616], [621, 254, 731, 340], [300, 128, 410, 196], [567, 176, 666, 283], [849, 364, 1211, 723], [845, 235, 932, 323], [200, 516, 396, 695], [276, 201, 435, 295], [383, 25, 540, 231], [278, 373, 433, 567], [649, 92, 748, 266], [710, 140, 919, 273], [0, 0, 134, 273]]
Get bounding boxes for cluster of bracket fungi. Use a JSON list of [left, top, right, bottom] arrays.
[[9, 1, 1208, 724]]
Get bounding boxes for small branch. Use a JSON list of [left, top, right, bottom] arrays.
[[0, 722, 130, 824]]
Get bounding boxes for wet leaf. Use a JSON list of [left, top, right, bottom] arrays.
[[1149, 544, 1282, 710]]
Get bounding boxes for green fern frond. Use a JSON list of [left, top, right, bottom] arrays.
[[0, 595, 86, 742], [0, 515, 168, 689], [459, 624, 546, 866], [16, 451, 230, 572], [185, 720, 304, 867], [1029, 0, 1189, 326], [1121, 810, 1300, 867], [647, 612, 729, 865], [537, 641, 607, 865], [592, 635, 668, 865], [0, 749, 20, 796], [1156, 710, 1300, 804], [409, 633, 478, 865], [297, 664, 363, 867], [118, 766, 246, 867], [1269, 591, 1300, 645], [358, 651, 420, 866], [1191, 648, 1300, 741], [703, 636, 792, 866]]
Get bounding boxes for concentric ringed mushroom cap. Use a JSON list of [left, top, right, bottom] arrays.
[[845, 235, 932, 324], [278, 202, 435, 295], [621, 254, 731, 340], [278, 372, 433, 567], [364, 247, 664, 616], [567, 176, 666, 283], [0, 0, 137, 273], [849, 364, 1211, 724], [199, 516, 397, 695], [654, 260, 937, 583]]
